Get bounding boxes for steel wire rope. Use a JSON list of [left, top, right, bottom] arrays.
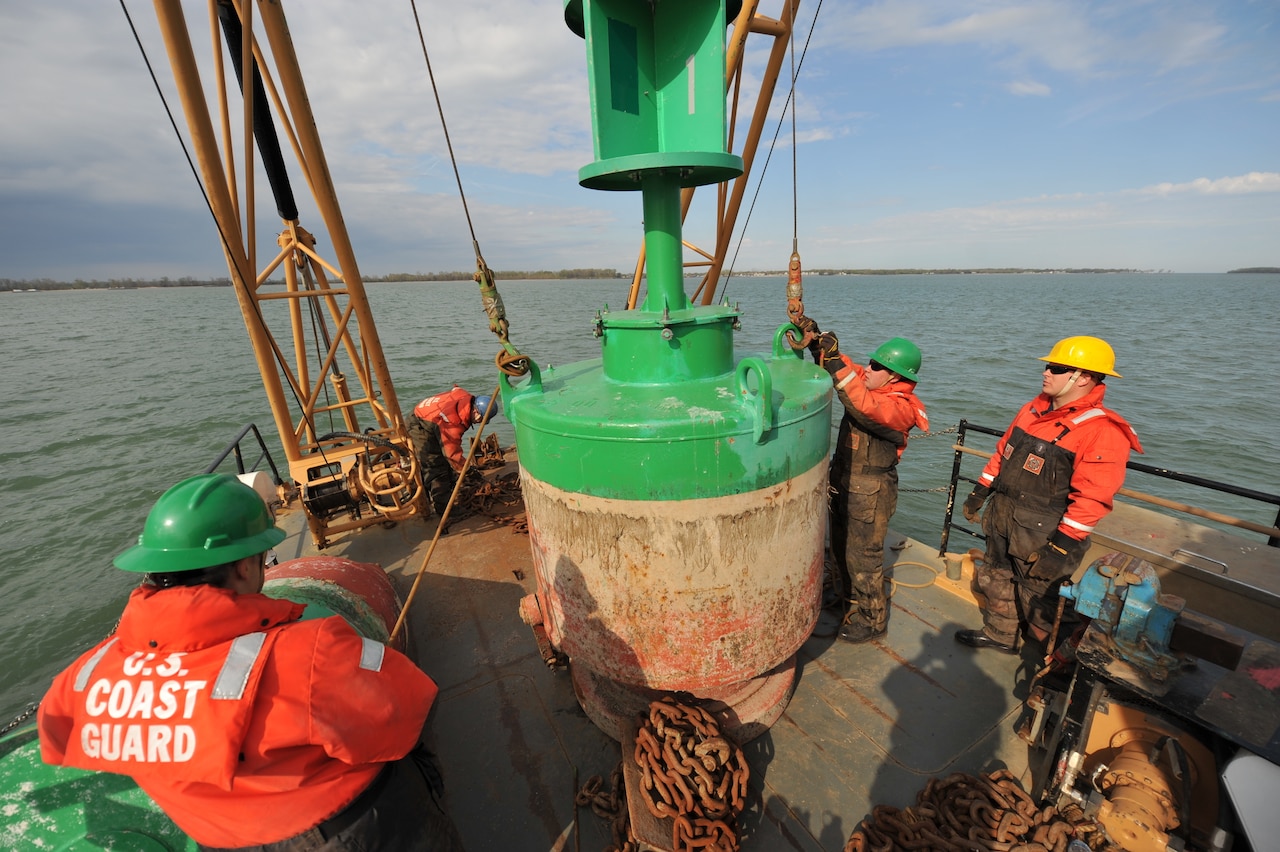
[[119, 1, 349, 479], [715, 0, 824, 305], [789, 4, 798, 254], [408, 0, 479, 251], [407, 1, 528, 377]]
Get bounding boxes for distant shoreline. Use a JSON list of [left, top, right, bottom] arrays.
[[4, 267, 1276, 292]]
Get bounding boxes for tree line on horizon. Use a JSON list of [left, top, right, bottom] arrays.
[[6, 266, 1275, 292], [1, 268, 625, 290]]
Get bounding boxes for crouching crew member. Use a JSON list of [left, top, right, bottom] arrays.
[[38, 473, 466, 851], [407, 385, 498, 517]]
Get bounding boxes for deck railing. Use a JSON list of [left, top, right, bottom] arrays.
[[940, 419, 1280, 556], [204, 423, 287, 487]]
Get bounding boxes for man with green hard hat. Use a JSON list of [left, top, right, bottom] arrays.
[[37, 473, 465, 851], [813, 333, 929, 643]]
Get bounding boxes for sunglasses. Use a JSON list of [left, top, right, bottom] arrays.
[[868, 360, 888, 372], [1044, 363, 1075, 375]]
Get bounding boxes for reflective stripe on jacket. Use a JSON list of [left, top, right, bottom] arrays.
[[978, 384, 1143, 539], [413, 386, 474, 469], [38, 584, 438, 847]]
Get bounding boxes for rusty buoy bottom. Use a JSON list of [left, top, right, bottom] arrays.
[[569, 655, 798, 744]]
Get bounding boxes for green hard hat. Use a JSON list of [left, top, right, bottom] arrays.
[[869, 337, 922, 383], [114, 474, 286, 573]]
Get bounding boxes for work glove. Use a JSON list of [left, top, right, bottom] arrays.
[[962, 485, 991, 523], [817, 332, 842, 375], [1027, 530, 1079, 580], [795, 317, 821, 361]]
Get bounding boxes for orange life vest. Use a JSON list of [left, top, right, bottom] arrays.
[[39, 585, 438, 847], [413, 385, 474, 468]]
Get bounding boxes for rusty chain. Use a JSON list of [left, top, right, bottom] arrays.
[[635, 697, 750, 852], [577, 697, 751, 852], [577, 762, 638, 852], [1, 702, 38, 737], [448, 441, 527, 534], [783, 251, 820, 357], [468, 433, 507, 470], [844, 769, 1100, 852]]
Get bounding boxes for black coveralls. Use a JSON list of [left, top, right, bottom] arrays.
[[405, 412, 456, 516], [829, 409, 906, 633], [975, 427, 1090, 644]]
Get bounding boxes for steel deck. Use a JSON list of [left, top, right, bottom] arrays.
[[271, 462, 1037, 851]]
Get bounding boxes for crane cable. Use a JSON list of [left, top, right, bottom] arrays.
[[408, 0, 530, 378], [780, 3, 822, 361], [718, 0, 824, 330]]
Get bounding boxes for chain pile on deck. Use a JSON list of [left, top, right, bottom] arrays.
[[844, 769, 1098, 852], [453, 439, 527, 532], [577, 697, 751, 852], [636, 697, 750, 852]]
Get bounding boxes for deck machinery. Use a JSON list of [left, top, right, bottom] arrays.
[[1023, 551, 1280, 852]]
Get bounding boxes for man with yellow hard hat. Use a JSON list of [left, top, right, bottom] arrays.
[[957, 336, 1143, 654]]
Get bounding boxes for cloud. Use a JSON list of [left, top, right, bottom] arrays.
[[2, 1, 1276, 278], [816, 1, 1247, 86], [797, 169, 1280, 270], [819, 2, 1104, 74], [1137, 172, 1280, 197], [1007, 80, 1051, 96]]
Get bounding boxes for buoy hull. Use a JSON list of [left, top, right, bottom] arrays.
[[523, 461, 825, 692]]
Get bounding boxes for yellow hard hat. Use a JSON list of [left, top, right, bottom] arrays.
[[1038, 336, 1121, 377]]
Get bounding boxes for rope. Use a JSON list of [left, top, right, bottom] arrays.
[[888, 560, 941, 590], [408, 0, 477, 247], [789, 3, 798, 251]]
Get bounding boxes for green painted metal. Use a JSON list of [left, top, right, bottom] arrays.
[[502, 325, 831, 500], [515, 4, 832, 504], [599, 302, 736, 384], [0, 724, 196, 851], [639, 170, 686, 313], [565, 0, 744, 191], [262, 576, 387, 643]]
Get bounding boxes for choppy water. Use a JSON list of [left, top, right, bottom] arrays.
[[2, 272, 1278, 722]]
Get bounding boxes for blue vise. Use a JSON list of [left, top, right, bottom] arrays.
[[1061, 552, 1186, 681]]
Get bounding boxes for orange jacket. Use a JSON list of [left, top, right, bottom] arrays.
[[832, 356, 929, 459], [38, 584, 437, 847], [978, 384, 1143, 540], [413, 386, 475, 470]]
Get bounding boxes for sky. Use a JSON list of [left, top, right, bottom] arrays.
[[1, 0, 1277, 281]]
